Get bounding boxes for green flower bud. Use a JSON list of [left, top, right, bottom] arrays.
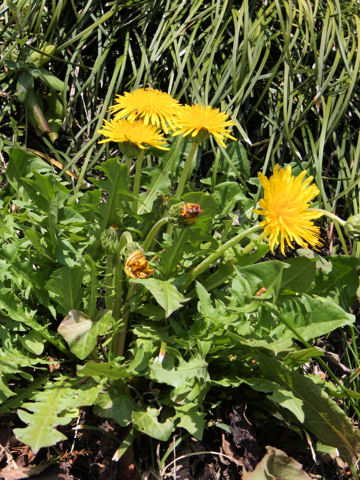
[[122, 241, 142, 259], [344, 215, 360, 240], [168, 202, 203, 226], [101, 225, 121, 254]]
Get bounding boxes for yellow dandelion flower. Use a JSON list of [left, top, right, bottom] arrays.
[[125, 250, 155, 279], [179, 203, 203, 224], [110, 88, 181, 133], [172, 104, 236, 148], [98, 118, 169, 154], [254, 164, 323, 255]]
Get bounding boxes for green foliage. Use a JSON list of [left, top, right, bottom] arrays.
[[13, 377, 103, 452], [1, 0, 360, 475], [243, 446, 312, 480]]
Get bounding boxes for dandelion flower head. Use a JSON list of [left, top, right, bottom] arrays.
[[110, 88, 181, 133], [254, 164, 323, 255], [98, 118, 169, 151], [125, 250, 155, 279], [179, 203, 203, 224], [172, 104, 236, 148]]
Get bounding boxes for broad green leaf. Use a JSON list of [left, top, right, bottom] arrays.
[[57, 310, 111, 360], [214, 181, 246, 215], [94, 391, 135, 427], [92, 159, 129, 228], [16, 71, 34, 102], [243, 446, 311, 480], [59, 207, 87, 225], [313, 256, 360, 308], [268, 386, 305, 423], [284, 347, 324, 368], [230, 261, 289, 309], [150, 354, 209, 389], [5, 147, 51, 196], [134, 278, 188, 318], [279, 294, 355, 341], [138, 166, 171, 214], [14, 377, 102, 452], [0, 377, 15, 401], [46, 266, 84, 314], [77, 361, 128, 379], [231, 292, 354, 354], [175, 403, 206, 440], [281, 257, 316, 292], [132, 407, 174, 441], [256, 351, 360, 464], [19, 331, 45, 355], [24, 229, 52, 260]]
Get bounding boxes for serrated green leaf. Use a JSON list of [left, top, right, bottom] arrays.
[[214, 181, 246, 215], [138, 167, 171, 214], [134, 278, 188, 318], [5, 147, 50, 196], [46, 266, 84, 314], [19, 331, 45, 355], [281, 257, 316, 292], [77, 361, 128, 379], [256, 351, 360, 464], [132, 407, 174, 441], [150, 353, 209, 389], [14, 377, 102, 452], [175, 403, 206, 439], [92, 159, 129, 228], [279, 294, 355, 341], [94, 391, 134, 427]]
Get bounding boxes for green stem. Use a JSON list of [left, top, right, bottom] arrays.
[[165, 228, 188, 279], [113, 260, 123, 322], [113, 283, 136, 357], [239, 233, 265, 256], [314, 208, 346, 226], [184, 224, 262, 288], [314, 208, 349, 255], [175, 141, 198, 198], [112, 230, 134, 357], [124, 155, 132, 173], [85, 254, 98, 320], [143, 217, 170, 251], [104, 253, 115, 311], [133, 150, 145, 212]]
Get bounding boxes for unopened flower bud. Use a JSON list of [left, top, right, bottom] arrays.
[[344, 215, 360, 240], [101, 225, 121, 254]]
